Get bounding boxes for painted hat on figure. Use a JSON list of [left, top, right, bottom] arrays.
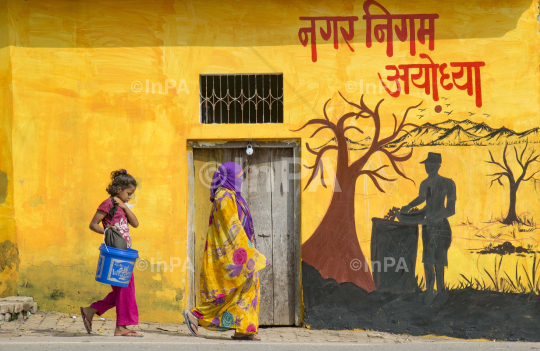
[[420, 152, 442, 164]]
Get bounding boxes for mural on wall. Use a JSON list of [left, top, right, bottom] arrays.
[[297, 0, 540, 341], [397, 151, 456, 299], [294, 94, 425, 292], [486, 143, 539, 225], [299, 95, 540, 340]]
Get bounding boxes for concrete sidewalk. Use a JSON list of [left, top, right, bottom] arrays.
[[0, 311, 447, 343]]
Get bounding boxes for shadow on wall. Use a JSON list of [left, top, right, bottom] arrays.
[[0, 240, 20, 297], [19, 260, 185, 324], [0, 0, 531, 49]]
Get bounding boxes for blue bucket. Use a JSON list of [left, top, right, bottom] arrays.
[[95, 244, 139, 287]]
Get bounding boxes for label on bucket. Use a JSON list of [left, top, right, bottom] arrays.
[[96, 255, 105, 279], [106, 259, 134, 284]]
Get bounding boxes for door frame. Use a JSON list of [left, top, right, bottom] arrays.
[[186, 139, 302, 326]]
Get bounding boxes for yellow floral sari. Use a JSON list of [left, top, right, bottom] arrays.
[[192, 188, 268, 334]]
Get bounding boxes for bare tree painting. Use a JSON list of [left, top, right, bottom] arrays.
[[293, 93, 423, 292], [486, 143, 539, 225]]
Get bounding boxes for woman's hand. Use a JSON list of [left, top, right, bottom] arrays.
[[113, 197, 128, 210]]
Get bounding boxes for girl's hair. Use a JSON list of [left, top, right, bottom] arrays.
[[106, 169, 137, 196]]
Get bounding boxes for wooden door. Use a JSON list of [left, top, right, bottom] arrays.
[[192, 147, 296, 326]]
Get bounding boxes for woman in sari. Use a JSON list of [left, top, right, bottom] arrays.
[[183, 162, 269, 341]]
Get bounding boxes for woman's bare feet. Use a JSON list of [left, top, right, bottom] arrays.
[[114, 325, 143, 337]]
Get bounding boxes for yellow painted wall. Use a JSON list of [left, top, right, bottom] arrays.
[[1, 0, 539, 323], [0, 0, 18, 298]]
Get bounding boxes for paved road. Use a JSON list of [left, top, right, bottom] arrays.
[[2, 311, 539, 350], [0, 337, 538, 351]]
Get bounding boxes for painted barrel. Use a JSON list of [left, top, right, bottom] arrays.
[[95, 243, 139, 287], [371, 218, 419, 293]]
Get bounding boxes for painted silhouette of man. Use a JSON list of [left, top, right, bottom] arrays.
[[400, 152, 456, 297]]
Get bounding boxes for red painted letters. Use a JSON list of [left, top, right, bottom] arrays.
[[378, 54, 486, 107], [363, 0, 438, 57], [298, 16, 358, 63]]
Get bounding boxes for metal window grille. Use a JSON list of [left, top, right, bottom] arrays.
[[200, 74, 284, 124]]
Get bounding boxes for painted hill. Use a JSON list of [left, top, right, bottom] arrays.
[[433, 125, 480, 144], [434, 119, 477, 129], [479, 127, 517, 142], [392, 123, 439, 144], [381, 119, 540, 148], [466, 122, 494, 135]]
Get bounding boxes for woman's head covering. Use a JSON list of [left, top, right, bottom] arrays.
[[210, 162, 244, 199], [210, 162, 255, 243]]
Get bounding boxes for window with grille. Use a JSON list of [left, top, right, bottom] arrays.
[[200, 74, 283, 124]]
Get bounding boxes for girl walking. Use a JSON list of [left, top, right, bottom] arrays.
[[80, 169, 142, 337], [183, 162, 269, 341]]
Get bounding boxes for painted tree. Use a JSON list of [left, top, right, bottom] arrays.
[[293, 93, 422, 292], [486, 143, 539, 225]]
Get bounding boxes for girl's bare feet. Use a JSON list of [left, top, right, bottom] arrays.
[[115, 325, 143, 337]]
